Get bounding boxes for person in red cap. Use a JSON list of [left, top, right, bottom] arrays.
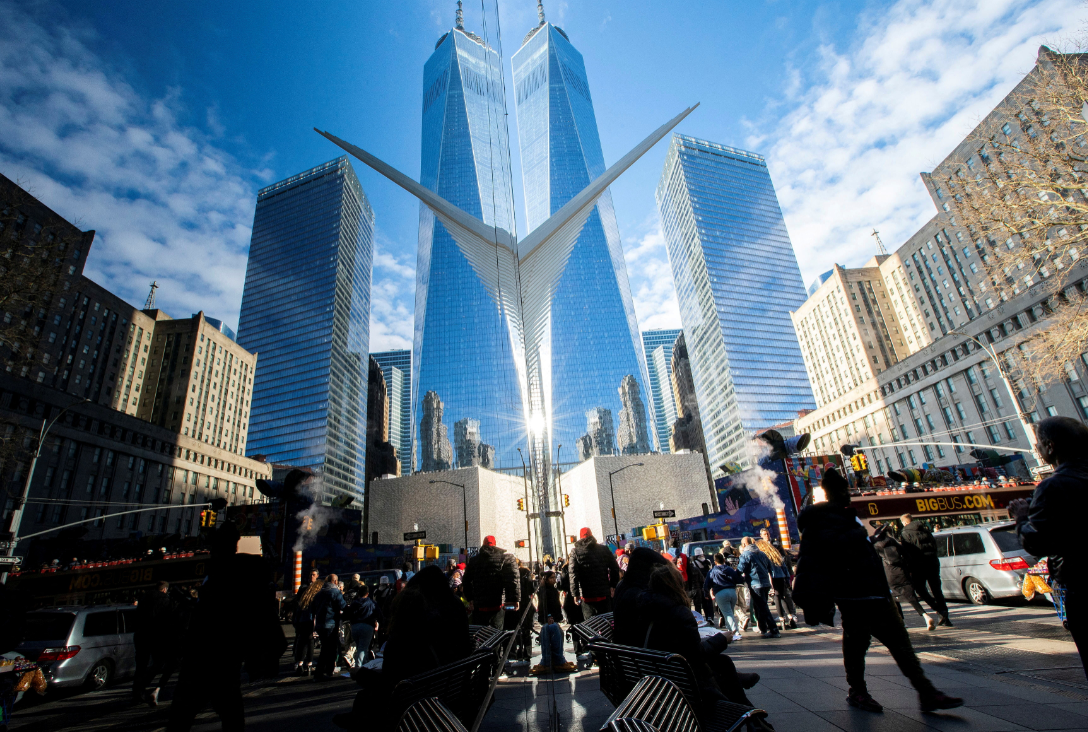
[[569, 528, 621, 618], [461, 535, 519, 629]]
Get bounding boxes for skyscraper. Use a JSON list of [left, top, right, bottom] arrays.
[[512, 9, 654, 464], [237, 157, 373, 504], [656, 135, 815, 470], [371, 349, 412, 473], [641, 328, 682, 452], [413, 14, 525, 473]]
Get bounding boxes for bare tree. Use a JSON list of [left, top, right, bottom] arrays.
[[943, 45, 1088, 383]]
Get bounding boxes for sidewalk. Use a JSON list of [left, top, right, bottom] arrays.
[[483, 603, 1088, 731]]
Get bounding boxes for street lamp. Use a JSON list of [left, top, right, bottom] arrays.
[[555, 444, 569, 553], [429, 479, 469, 555], [949, 329, 1042, 466], [3, 398, 90, 559], [515, 447, 534, 568], [607, 462, 643, 540]]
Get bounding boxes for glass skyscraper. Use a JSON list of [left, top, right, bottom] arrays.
[[641, 328, 682, 452], [656, 135, 814, 469], [371, 349, 412, 474], [237, 157, 374, 503], [413, 22, 526, 473], [512, 18, 654, 462]]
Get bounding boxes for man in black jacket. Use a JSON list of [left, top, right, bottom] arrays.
[[461, 535, 519, 629], [132, 581, 177, 706], [569, 528, 621, 618], [793, 468, 961, 714], [1010, 416, 1088, 678], [898, 513, 951, 626]]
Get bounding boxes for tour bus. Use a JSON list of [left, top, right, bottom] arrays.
[[852, 480, 1036, 535]]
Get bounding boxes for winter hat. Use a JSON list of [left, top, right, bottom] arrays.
[[821, 467, 850, 505], [482, 536, 497, 547], [579, 527, 593, 540]]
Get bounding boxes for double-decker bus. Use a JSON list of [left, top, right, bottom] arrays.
[[851, 480, 1036, 534]]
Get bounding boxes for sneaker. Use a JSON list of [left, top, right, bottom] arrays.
[[846, 691, 884, 713], [920, 691, 964, 712], [788, 617, 798, 629], [732, 632, 743, 641], [147, 687, 160, 707], [938, 615, 954, 627], [925, 614, 937, 631], [737, 672, 760, 689]]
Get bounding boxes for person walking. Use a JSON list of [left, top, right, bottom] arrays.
[[569, 528, 621, 618], [872, 525, 936, 630], [756, 537, 798, 630], [311, 574, 346, 681], [704, 553, 744, 640], [675, 554, 706, 621], [131, 581, 178, 706], [898, 514, 952, 626], [689, 550, 716, 624], [792, 467, 962, 714], [723, 547, 752, 632], [1010, 416, 1088, 678], [461, 536, 519, 629], [737, 537, 778, 638], [345, 584, 382, 667], [532, 571, 576, 675]]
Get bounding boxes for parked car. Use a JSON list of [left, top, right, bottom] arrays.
[[15, 605, 138, 690], [934, 522, 1035, 605]]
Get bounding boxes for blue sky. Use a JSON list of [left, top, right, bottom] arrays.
[[0, 0, 1081, 351]]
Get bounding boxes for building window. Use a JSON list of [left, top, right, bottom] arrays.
[[955, 403, 967, 420], [1004, 422, 1016, 440], [923, 445, 934, 462], [975, 394, 989, 413], [987, 425, 1000, 444], [952, 435, 963, 453], [1046, 406, 1058, 417], [1077, 396, 1088, 419]]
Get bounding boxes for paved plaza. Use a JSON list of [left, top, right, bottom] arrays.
[[10, 601, 1088, 732]]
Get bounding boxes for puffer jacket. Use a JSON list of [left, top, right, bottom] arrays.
[[461, 545, 518, 610], [569, 536, 621, 601], [872, 529, 916, 602], [1018, 459, 1088, 589], [899, 521, 940, 576], [703, 563, 743, 595], [736, 546, 773, 590]]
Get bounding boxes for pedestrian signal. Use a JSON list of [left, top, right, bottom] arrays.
[[515, 540, 527, 548], [516, 498, 525, 511], [567, 535, 576, 544], [563, 494, 570, 507]]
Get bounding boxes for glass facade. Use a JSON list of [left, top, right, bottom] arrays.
[[237, 157, 373, 503], [414, 28, 526, 473], [512, 23, 654, 463], [371, 349, 412, 474], [656, 134, 815, 469], [641, 328, 682, 452]]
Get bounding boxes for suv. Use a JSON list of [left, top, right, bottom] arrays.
[[16, 605, 138, 690], [933, 522, 1035, 605]]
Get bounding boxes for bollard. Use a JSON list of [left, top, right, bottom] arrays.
[[293, 550, 302, 593], [776, 507, 791, 550]]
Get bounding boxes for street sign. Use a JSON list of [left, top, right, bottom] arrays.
[[652, 509, 676, 519], [0, 541, 14, 550], [544, 510, 563, 518], [0, 556, 22, 565], [466, 546, 479, 557], [403, 530, 427, 541]]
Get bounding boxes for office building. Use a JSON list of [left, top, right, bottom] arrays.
[[512, 10, 654, 463], [413, 16, 526, 474], [371, 349, 411, 474], [656, 135, 816, 470], [641, 329, 682, 452], [365, 356, 399, 485], [237, 157, 374, 505], [0, 175, 270, 550], [794, 48, 1088, 475]]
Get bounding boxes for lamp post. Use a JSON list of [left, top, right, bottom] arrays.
[[949, 329, 1042, 467], [555, 444, 569, 553], [515, 447, 534, 568], [429, 479, 468, 555], [3, 398, 90, 560], [607, 462, 643, 540]]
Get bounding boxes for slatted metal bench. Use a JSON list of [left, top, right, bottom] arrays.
[[571, 611, 615, 645], [391, 650, 500, 729], [468, 625, 515, 652], [589, 642, 771, 732], [396, 697, 469, 732]]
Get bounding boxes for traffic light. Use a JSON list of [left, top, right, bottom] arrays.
[[515, 540, 527, 548], [850, 454, 863, 472], [516, 498, 525, 511], [563, 494, 570, 507], [301, 515, 315, 532], [200, 509, 217, 528], [424, 545, 439, 560], [856, 453, 868, 472]]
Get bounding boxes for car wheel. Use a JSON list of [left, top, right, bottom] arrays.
[[964, 577, 991, 605], [85, 659, 113, 690]]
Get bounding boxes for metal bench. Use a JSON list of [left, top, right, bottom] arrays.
[[396, 697, 469, 732], [589, 642, 771, 732], [601, 676, 699, 732], [391, 650, 500, 728], [468, 625, 515, 652], [572, 612, 615, 645]]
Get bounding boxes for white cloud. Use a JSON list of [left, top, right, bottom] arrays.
[[369, 232, 416, 351], [623, 215, 681, 331], [752, 0, 1085, 285], [0, 3, 261, 331]]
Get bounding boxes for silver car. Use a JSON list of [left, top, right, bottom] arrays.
[[16, 605, 138, 690], [934, 522, 1036, 605]]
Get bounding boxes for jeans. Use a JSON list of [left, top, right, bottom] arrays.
[[316, 626, 339, 676], [838, 598, 935, 697], [713, 589, 739, 633], [351, 623, 375, 667], [293, 624, 314, 666], [749, 586, 776, 633], [540, 621, 566, 666], [911, 570, 950, 619], [771, 577, 796, 618]]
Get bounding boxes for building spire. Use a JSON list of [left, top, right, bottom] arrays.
[[537, 0, 546, 25], [870, 228, 888, 255], [144, 281, 158, 310], [455, 0, 464, 30]]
